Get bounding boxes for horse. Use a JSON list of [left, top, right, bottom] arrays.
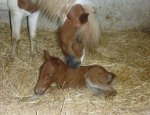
[[34, 50, 117, 97], [0, 0, 40, 58], [0, 0, 100, 68]]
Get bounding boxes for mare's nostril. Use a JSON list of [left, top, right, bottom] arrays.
[[66, 55, 74, 65], [67, 60, 81, 68], [73, 61, 81, 68], [76, 61, 81, 66], [66, 55, 81, 68]]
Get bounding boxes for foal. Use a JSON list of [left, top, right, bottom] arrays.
[[34, 50, 117, 96]]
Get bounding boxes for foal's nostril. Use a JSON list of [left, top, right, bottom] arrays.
[[34, 88, 44, 95]]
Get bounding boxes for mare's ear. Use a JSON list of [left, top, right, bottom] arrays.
[[67, 4, 81, 20], [43, 50, 51, 61], [79, 13, 89, 24], [67, 11, 74, 20]]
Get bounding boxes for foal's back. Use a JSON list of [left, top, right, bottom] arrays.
[[62, 65, 116, 95], [55, 64, 112, 89], [54, 65, 88, 88]]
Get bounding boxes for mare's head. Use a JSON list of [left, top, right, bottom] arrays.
[[34, 50, 62, 95], [58, 4, 89, 68]]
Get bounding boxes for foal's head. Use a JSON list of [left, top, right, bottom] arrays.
[[34, 50, 62, 95], [58, 4, 89, 68]]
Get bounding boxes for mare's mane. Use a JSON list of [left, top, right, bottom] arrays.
[[38, 0, 76, 25]]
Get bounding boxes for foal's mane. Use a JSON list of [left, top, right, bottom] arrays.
[[44, 55, 64, 67], [40, 54, 64, 73]]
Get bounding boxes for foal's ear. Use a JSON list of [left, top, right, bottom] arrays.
[[43, 50, 51, 61], [79, 13, 89, 24]]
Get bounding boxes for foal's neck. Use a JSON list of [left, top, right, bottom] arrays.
[[54, 59, 89, 75], [53, 59, 68, 69]]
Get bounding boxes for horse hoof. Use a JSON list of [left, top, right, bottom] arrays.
[[105, 90, 117, 98], [10, 54, 15, 61], [30, 51, 38, 58], [30, 53, 36, 58]]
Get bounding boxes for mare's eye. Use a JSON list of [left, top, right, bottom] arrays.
[[48, 74, 53, 77], [76, 37, 82, 43]]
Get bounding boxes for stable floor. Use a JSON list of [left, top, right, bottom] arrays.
[[0, 23, 150, 115]]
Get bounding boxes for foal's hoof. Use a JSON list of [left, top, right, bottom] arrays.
[[30, 53, 36, 58], [30, 51, 38, 58], [10, 56, 15, 61], [105, 90, 117, 98], [10, 54, 16, 61]]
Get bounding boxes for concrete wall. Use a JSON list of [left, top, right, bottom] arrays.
[[0, 11, 9, 23], [0, 0, 150, 31], [95, 0, 150, 31]]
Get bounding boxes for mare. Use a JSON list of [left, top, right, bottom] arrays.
[[0, 0, 40, 58], [0, 0, 100, 68], [34, 50, 117, 96]]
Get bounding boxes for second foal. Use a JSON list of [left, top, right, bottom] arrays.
[[34, 50, 117, 96]]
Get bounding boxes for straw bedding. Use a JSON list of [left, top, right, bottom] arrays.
[[0, 23, 150, 115]]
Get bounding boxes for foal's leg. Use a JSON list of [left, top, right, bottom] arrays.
[[85, 77, 117, 96], [85, 77, 102, 94], [28, 11, 39, 57], [10, 11, 23, 59]]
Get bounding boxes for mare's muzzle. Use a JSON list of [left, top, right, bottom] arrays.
[[66, 55, 81, 68]]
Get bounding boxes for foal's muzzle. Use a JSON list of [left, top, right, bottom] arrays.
[[34, 87, 45, 95], [66, 55, 81, 68]]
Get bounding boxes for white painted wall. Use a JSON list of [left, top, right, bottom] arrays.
[[95, 0, 150, 30], [0, 0, 150, 31], [0, 0, 8, 10]]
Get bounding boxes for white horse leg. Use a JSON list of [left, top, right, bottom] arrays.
[[10, 11, 23, 59], [28, 11, 39, 57], [80, 48, 85, 63]]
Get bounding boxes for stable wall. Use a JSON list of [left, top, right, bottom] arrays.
[[94, 0, 150, 30], [0, 0, 150, 31]]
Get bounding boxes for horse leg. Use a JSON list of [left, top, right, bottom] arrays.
[[85, 77, 117, 96], [28, 11, 39, 57], [85, 77, 102, 94], [10, 11, 23, 59]]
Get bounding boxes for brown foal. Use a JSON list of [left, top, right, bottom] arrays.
[[34, 50, 117, 96]]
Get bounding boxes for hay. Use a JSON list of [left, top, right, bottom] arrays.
[[0, 23, 150, 115]]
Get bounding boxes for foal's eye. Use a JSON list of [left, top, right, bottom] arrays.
[[48, 74, 53, 77], [76, 37, 82, 43], [47, 74, 53, 79], [45, 74, 52, 79]]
